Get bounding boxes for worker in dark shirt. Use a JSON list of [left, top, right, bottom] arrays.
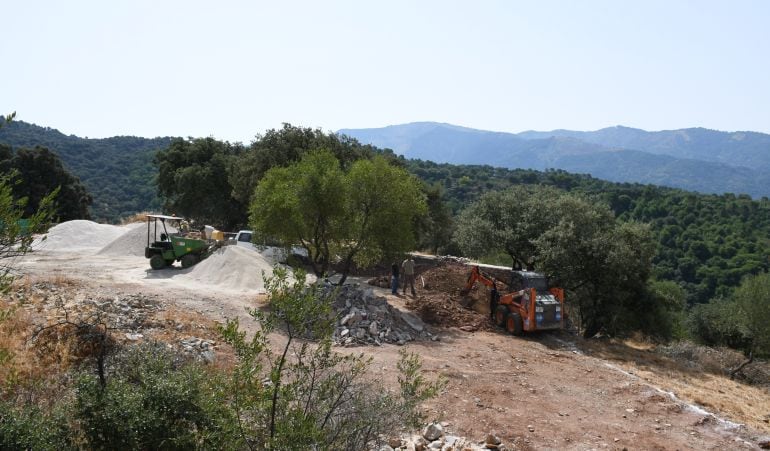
[[391, 261, 400, 295]]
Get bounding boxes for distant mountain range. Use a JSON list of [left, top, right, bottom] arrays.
[[339, 122, 770, 198]]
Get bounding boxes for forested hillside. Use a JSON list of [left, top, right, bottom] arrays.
[[0, 120, 173, 221], [407, 160, 770, 305]]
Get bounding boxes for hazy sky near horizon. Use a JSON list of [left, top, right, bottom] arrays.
[[2, 1, 769, 142]]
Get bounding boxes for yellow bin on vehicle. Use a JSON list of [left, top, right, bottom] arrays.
[[211, 230, 225, 241]]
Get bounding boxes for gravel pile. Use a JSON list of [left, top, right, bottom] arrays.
[[34, 220, 130, 252], [180, 245, 282, 292], [98, 222, 171, 257]]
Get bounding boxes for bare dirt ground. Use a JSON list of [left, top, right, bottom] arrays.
[[14, 248, 770, 450]]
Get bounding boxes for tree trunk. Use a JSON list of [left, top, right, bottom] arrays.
[[729, 351, 753, 379]]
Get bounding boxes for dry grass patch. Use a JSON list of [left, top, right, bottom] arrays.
[[578, 338, 770, 434]]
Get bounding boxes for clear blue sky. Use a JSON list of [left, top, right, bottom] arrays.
[[2, 1, 769, 142]]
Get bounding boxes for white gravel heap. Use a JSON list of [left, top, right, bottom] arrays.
[[180, 245, 281, 292], [34, 220, 130, 252], [98, 222, 173, 257]]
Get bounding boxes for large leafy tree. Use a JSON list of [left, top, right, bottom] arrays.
[[250, 151, 426, 284], [155, 137, 247, 229], [536, 198, 656, 336], [453, 185, 563, 268], [229, 124, 381, 206], [0, 145, 91, 221], [415, 183, 453, 255]]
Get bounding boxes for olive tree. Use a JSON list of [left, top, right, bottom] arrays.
[[250, 150, 426, 284], [452, 186, 562, 269]]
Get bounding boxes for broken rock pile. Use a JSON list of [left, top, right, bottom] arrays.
[[318, 283, 432, 346], [380, 422, 507, 451]]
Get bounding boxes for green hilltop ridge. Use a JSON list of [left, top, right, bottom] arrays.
[[0, 119, 174, 221]]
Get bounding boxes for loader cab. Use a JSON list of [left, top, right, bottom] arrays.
[[509, 271, 548, 292]]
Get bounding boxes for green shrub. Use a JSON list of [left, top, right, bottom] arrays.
[[0, 401, 73, 451], [687, 298, 751, 351], [220, 269, 445, 450], [74, 343, 238, 450]]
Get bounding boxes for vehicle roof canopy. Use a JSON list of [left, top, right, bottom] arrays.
[[146, 214, 183, 221]]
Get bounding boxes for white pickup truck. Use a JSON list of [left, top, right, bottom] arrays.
[[232, 230, 256, 251], [230, 230, 308, 263]]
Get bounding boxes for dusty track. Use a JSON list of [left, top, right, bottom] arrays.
[[16, 247, 769, 450]]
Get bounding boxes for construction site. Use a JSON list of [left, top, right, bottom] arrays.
[[7, 218, 770, 450]]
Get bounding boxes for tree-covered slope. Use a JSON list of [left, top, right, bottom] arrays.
[[407, 159, 770, 305], [0, 120, 174, 221]]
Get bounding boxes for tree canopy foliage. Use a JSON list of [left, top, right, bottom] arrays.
[[0, 145, 91, 221], [230, 124, 386, 206], [155, 138, 247, 230], [250, 151, 426, 283]]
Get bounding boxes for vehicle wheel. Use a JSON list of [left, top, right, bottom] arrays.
[[149, 255, 166, 270], [181, 254, 199, 268], [494, 305, 509, 328], [506, 312, 523, 336]]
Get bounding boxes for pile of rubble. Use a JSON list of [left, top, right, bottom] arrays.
[[179, 337, 217, 363], [381, 422, 507, 450], [81, 293, 164, 330], [318, 283, 435, 346]]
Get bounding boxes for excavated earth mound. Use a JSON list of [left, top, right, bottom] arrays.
[[34, 220, 130, 252], [406, 261, 495, 332]]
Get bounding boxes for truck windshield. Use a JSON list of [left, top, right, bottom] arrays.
[[238, 232, 252, 242]]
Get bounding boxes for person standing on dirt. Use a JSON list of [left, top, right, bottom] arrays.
[[391, 261, 400, 295], [402, 255, 416, 297]]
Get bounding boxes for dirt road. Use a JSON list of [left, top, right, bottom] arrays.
[[15, 247, 769, 450]]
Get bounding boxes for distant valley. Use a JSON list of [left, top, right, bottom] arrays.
[[339, 122, 770, 198]]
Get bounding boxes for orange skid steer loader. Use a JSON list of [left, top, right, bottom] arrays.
[[460, 265, 565, 335]]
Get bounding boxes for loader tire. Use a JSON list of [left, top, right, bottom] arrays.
[[181, 254, 199, 269], [506, 312, 523, 336], [149, 255, 166, 270], [494, 305, 508, 328]]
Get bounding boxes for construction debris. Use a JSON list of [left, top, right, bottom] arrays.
[[318, 283, 432, 346], [378, 423, 507, 451]]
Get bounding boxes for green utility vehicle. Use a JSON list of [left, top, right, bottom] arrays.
[[144, 214, 212, 270]]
